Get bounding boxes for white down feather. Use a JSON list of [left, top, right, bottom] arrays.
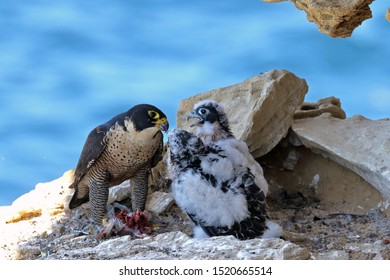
[[210, 138, 269, 196], [172, 170, 250, 228]]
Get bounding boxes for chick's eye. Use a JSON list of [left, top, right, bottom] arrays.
[[148, 110, 159, 119], [198, 108, 208, 115]]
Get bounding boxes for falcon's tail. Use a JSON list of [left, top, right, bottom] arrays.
[[68, 182, 90, 209]]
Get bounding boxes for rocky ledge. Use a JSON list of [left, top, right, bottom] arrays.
[[1, 69, 389, 260]]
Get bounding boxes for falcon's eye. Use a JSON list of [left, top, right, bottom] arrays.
[[148, 110, 160, 119], [198, 108, 209, 115]]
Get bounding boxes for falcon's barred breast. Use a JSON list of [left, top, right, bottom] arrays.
[[68, 104, 169, 224]]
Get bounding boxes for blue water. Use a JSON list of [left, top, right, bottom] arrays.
[[1, 1, 389, 206]]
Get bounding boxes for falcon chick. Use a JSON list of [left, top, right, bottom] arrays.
[[188, 100, 269, 195], [68, 104, 169, 224], [168, 128, 282, 240]]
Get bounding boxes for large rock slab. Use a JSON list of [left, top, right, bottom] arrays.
[[177, 70, 308, 158], [291, 0, 374, 38], [292, 114, 390, 202], [45, 231, 310, 260]]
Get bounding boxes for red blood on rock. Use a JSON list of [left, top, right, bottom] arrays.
[[115, 209, 151, 234], [126, 210, 151, 233], [115, 209, 130, 224]]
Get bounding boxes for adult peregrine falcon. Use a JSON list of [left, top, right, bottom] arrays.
[[187, 100, 269, 195], [168, 128, 281, 240], [68, 104, 169, 224]]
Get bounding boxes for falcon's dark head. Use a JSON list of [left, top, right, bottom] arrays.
[[187, 100, 233, 141], [128, 104, 169, 132], [167, 129, 204, 169]]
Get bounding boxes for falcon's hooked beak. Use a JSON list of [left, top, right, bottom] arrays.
[[187, 111, 204, 127], [154, 117, 169, 132]]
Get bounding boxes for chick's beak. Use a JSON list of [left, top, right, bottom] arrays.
[[187, 111, 197, 120], [187, 111, 203, 127], [155, 117, 169, 132]]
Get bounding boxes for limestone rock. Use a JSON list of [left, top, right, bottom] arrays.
[[314, 250, 350, 260], [291, 0, 374, 38], [14, 244, 42, 260], [145, 191, 174, 214], [107, 181, 132, 205], [294, 96, 346, 119], [313, 240, 390, 260], [46, 231, 310, 260], [346, 241, 390, 260], [292, 114, 390, 204], [2, 169, 74, 223], [177, 70, 308, 158], [386, 8, 390, 22]]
